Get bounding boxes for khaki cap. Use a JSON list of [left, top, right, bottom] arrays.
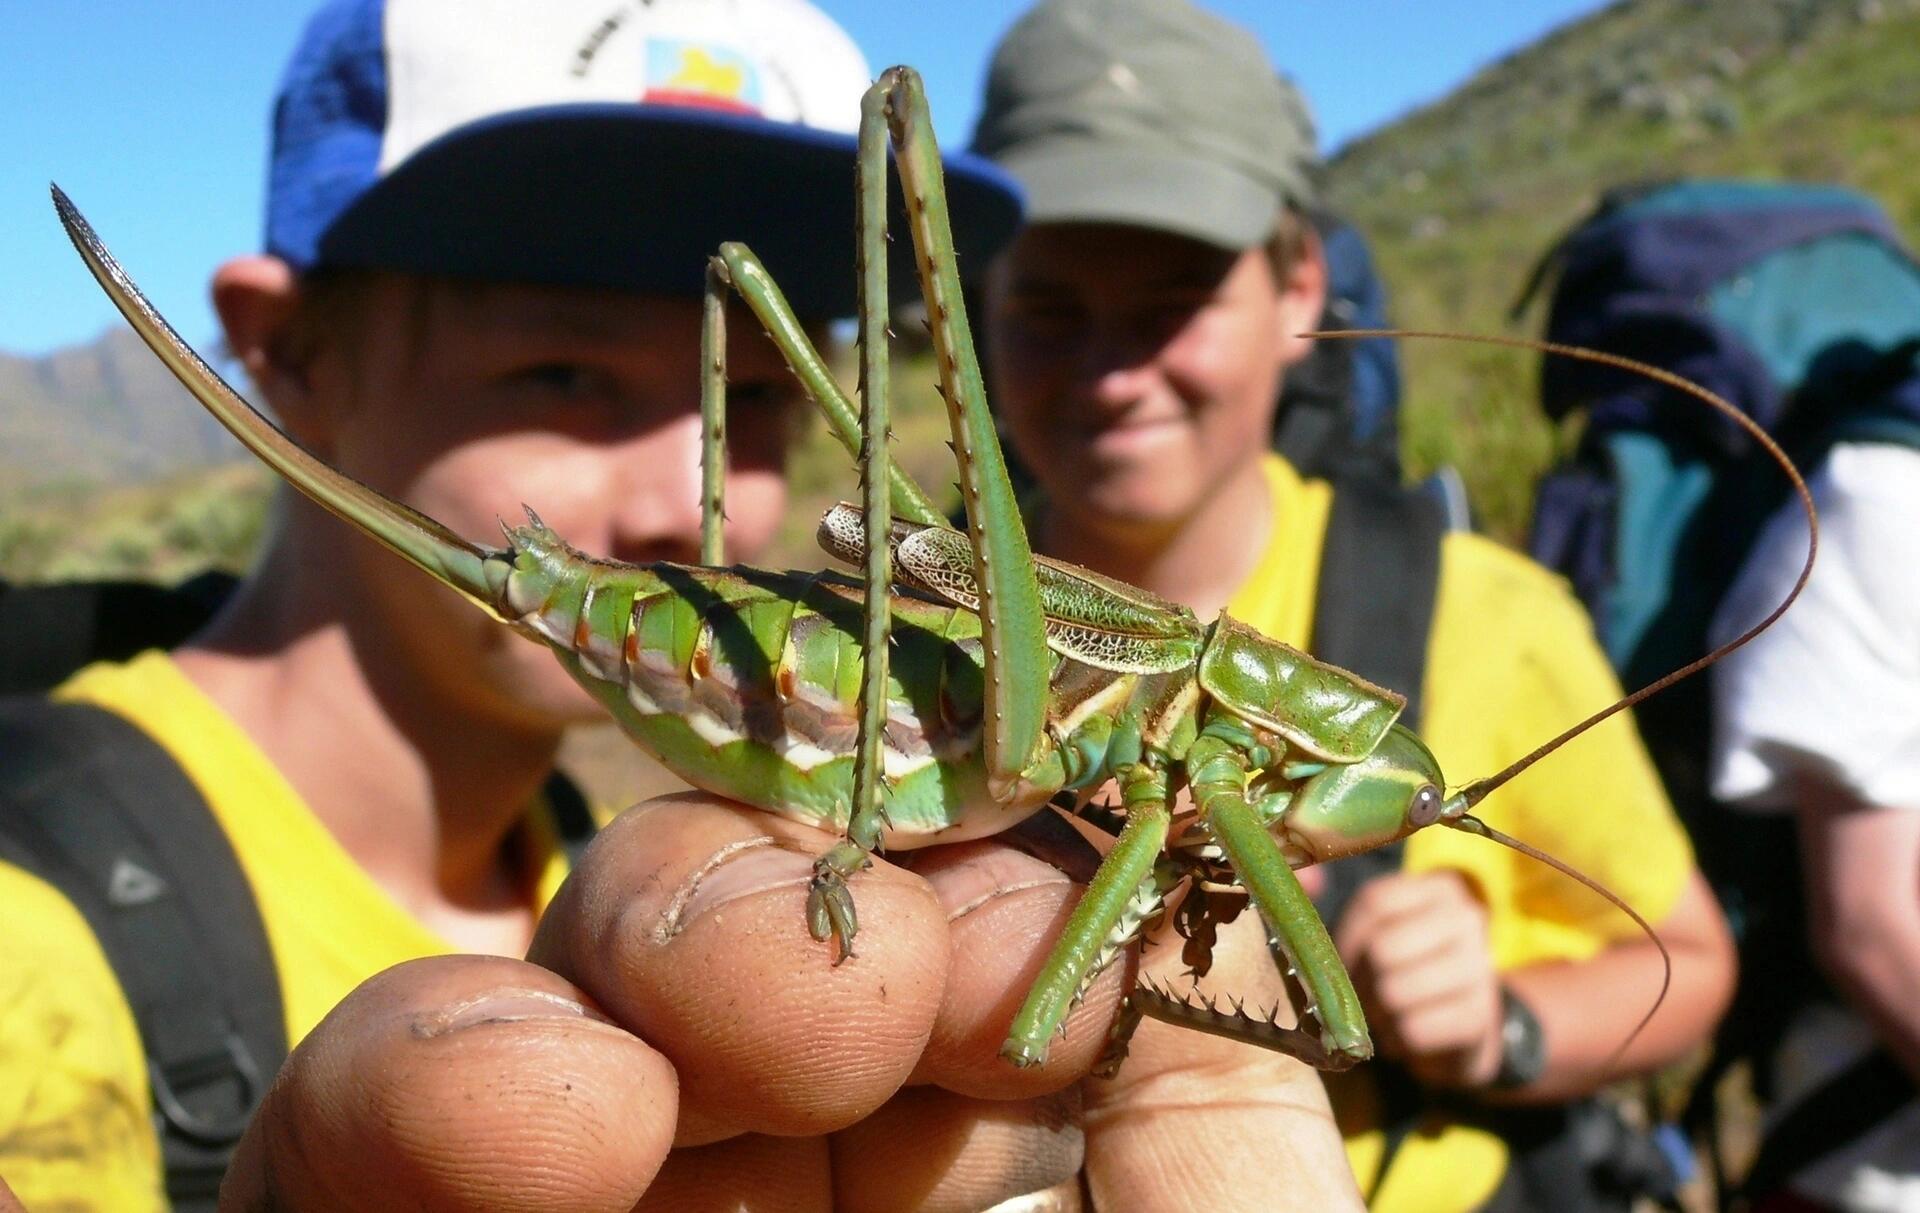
[[972, 0, 1320, 250]]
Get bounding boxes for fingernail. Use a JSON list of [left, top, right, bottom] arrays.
[[921, 845, 1071, 923], [419, 988, 615, 1037], [658, 839, 814, 941]]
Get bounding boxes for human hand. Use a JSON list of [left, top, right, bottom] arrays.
[[1334, 869, 1504, 1090], [1084, 887, 1364, 1210], [220, 791, 1359, 1211]]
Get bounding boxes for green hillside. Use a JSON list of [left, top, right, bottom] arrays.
[[1325, 0, 1920, 538]]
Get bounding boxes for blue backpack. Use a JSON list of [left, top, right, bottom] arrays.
[[1524, 179, 1920, 691], [1272, 210, 1405, 483], [1519, 179, 1920, 1197]]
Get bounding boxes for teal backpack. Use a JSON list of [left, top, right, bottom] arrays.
[[1522, 180, 1920, 689]]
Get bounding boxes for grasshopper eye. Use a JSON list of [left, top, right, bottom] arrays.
[[1408, 784, 1444, 828]]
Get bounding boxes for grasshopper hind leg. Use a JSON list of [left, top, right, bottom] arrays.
[[801, 74, 899, 963], [706, 229, 882, 962], [699, 259, 728, 565]]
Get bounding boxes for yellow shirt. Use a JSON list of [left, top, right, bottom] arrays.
[[1225, 456, 1690, 1211], [0, 651, 571, 1212]]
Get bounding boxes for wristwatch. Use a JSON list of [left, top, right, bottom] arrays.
[[1489, 986, 1547, 1090]]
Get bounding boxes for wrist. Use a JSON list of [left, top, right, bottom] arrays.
[[1484, 985, 1547, 1090]]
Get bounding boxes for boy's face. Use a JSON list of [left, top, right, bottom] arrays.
[[289, 275, 803, 732], [984, 221, 1322, 533]]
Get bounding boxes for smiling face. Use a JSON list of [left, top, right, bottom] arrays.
[[273, 272, 805, 734], [983, 221, 1323, 537]]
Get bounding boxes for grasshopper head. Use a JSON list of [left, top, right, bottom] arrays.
[[1274, 725, 1469, 864]]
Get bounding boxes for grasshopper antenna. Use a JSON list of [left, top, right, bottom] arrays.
[[1310, 328, 1818, 1077], [1449, 815, 1669, 1081], [1309, 329, 1819, 812]]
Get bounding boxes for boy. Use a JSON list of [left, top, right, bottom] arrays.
[[972, 0, 1737, 1206]]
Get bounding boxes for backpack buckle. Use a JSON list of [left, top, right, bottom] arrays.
[[148, 1030, 265, 1147]]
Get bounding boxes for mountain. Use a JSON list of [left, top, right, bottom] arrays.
[[0, 326, 240, 490], [1322, 0, 1920, 537]]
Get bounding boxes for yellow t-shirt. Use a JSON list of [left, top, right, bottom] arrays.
[[1225, 456, 1690, 1211], [0, 651, 571, 1212]]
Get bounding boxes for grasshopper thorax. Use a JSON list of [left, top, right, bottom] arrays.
[[1277, 725, 1458, 864], [1195, 615, 1408, 766]]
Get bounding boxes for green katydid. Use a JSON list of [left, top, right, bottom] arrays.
[[52, 66, 1815, 1074]]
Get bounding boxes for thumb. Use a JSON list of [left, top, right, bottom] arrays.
[[221, 954, 677, 1212]]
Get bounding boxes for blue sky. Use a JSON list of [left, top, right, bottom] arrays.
[[4, 1, 1607, 358]]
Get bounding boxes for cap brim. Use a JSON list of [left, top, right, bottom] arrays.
[[997, 144, 1275, 250], [316, 103, 1023, 319]]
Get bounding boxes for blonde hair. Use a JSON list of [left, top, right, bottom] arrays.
[[1264, 206, 1312, 283]]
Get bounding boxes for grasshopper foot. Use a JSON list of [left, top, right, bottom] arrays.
[[1090, 996, 1146, 1079], [999, 1037, 1050, 1068], [807, 841, 872, 964]]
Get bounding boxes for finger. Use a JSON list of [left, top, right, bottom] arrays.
[[220, 955, 675, 1212], [829, 1085, 1085, 1213], [1352, 900, 1486, 973], [1136, 877, 1296, 1021], [1088, 908, 1362, 1212], [1340, 869, 1471, 926], [1369, 944, 1494, 1017], [633, 1134, 831, 1213], [1084, 1019, 1361, 1212], [529, 793, 950, 1142], [1365, 946, 1497, 1068], [1334, 871, 1478, 963], [1387, 987, 1496, 1057], [909, 839, 1130, 1098], [1395, 984, 1504, 1086]]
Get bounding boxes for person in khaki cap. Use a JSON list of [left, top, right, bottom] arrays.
[[973, 0, 1738, 1207]]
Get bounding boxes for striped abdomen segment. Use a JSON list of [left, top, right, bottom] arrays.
[[499, 519, 1058, 843]]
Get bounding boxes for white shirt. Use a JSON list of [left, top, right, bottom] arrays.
[[1710, 442, 1920, 813]]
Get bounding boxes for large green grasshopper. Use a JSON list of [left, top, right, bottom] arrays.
[[55, 67, 1812, 1073]]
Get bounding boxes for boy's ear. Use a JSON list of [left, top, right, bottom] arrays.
[[1274, 225, 1328, 370], [211, 256, 331, 449]]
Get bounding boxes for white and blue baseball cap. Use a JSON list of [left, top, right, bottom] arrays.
[[267, 0, 1022, 318]]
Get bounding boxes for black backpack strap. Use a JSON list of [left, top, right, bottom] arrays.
[[0, 697, 286, 1211], [0, 573, 237, 696], [1311, 474, 1446, 726], [1740, 1047, 1913, 1203], [543, 770, 600, 866], [1305, 473, 1448, 1199], [1306, 472, 1447, 928]]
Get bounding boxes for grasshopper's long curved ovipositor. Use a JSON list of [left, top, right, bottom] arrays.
[[54, 66, 1816, 1078]]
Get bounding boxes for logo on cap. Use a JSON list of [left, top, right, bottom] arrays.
[[643, 40, 764, 115]]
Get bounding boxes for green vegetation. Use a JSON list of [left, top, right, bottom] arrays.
[[1, 464, 270, 584], [1326, 0, 1920, 539]]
